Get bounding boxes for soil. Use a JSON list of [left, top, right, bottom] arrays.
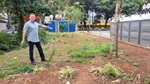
[[0, 32, 150, 84]]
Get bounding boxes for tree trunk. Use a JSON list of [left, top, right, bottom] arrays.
[[110, 0, 124, 57], [53, 14, 56, 20], [104, 18, 109, 28], [7, 10, 11, 30], [18, 15, 24, 36]]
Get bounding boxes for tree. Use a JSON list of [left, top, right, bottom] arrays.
[[110, 0, 124, 57], [122, 0, 146, 15], [94, 0, 146, 28], [0, 0, 48, 35], [47, 0, 69, 20], [94, 0, 116, 28], [65, 6, 85, 25], [69, 0, 95, 13], [69, 0, 94, 29]]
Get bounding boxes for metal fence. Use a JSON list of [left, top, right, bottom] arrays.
[[110, 18, 150, 47]]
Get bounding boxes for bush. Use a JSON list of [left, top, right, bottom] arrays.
[[0, 32, 23, 54], [39, 29, 49, 44], [59, 24, 66, 32]]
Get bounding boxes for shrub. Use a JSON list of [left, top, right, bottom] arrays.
[[59, 24, 66, 32], [39, 29, 48, 44], [0, 32, 24, 54]]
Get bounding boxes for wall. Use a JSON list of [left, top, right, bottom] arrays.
[[110, 14, 150, 47], [0, 22, 7, 31]]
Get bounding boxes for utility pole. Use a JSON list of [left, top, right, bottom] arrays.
[[110, 0, 124, 58]]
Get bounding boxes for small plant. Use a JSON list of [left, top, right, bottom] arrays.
[[124, 58, 132, 62], [4, 75, 13, 80], [59, 24, 66, 32], [145, 77, 150, 84], [90, 63, 123, 78], [73, 58, 87, 63], [133, 62, 140, 66], [58, 66, 76, 79], [90, 67, 103, 76], [123, 73, 132, 81], [33, 66, 45, 73], [103, 63, 123, 77], [49, 48, 56, 61]]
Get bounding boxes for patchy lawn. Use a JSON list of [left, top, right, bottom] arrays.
[[0, 32, 150, 84]]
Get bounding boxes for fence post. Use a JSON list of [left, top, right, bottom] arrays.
[[128, 21, 131, 42], [120, 22, 123, 40], [138, 20, 141, 44]]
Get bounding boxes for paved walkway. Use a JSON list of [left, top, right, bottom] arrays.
[[81, 31, 110, 38]]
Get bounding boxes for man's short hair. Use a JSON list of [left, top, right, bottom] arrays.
[[29, 13, 35, 16]]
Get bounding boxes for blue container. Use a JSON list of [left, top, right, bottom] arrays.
[[48, 22, 55, 32], [69, 24, 75, 32]]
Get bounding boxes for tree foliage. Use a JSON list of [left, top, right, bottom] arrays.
[[47, 0, 69, 20], [65, 6, 85, 24], [94, 0, 146, 28], [0, 0, 48, 35]]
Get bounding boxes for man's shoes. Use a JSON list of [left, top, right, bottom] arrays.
[[31, 62, 36, 65], [41, 58, 47, 61]]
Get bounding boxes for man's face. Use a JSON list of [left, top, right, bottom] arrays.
[[29, 14, 35, 22]]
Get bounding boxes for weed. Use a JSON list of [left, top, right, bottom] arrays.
[[33, 66, 45, 73], [103, 63, 123, 77], [73, 58, 87, 63], [62, 34, 70, 38], [4, 75, 13, 80], [90, 67, 103, 76], [0, 65, 33, 78], [145, 77, 150, 84], [49, 48, 56, 61], [69, 43, 111, 63], [124, 58, 132, 62], [90, 63, 123, 78], [123, 73, 132, 81], [133, 62, 140, 66], [58, 66, 76, 79]]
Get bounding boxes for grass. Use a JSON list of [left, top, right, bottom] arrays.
[[0, 32, 100, 79], [68, 43, 111, 63], [0, 32, 117, 79]]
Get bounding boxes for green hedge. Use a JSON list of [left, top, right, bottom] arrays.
[[0, 29, 49, 55], [0, 32, 22, 54]]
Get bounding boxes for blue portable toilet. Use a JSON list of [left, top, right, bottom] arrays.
[[57, 20, 68, 32], [69, 24, 75, 32], [48, 22, 55, 32]]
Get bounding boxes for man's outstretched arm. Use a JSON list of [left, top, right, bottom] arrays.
[[21, 33, 26, 45]]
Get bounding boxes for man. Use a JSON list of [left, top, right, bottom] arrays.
[[21, 13, 51, 65]]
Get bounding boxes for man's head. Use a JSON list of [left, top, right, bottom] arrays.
[[29, 13, 36, 22]]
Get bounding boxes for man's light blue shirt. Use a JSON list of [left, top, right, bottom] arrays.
[[23, 20, 43, 42]]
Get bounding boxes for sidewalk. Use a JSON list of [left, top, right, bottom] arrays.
[[81, 31, 110, 38]]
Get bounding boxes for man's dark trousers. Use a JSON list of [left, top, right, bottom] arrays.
[[28, 41, 45, 62]]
